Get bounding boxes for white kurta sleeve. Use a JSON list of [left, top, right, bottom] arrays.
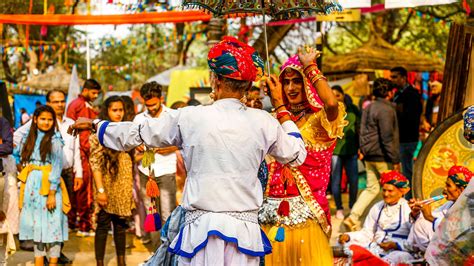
[[346, 204, 379, 246], [73, 135, 83, 178], [97, 111, 182, 151], [268, 120, 307, 166]]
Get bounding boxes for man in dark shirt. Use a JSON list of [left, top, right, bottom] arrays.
[[390, 67, 422, 200], [344, 78, 401, 231]]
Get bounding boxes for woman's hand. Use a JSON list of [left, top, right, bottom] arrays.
[[46, 193, 56, 211], [265, 75, 285, 107], [297, 46, 322, 69], [97, 192, 108, 208], [68, 117, 94, 136]]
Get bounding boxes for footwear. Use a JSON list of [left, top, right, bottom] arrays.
[[140, 236, 151, 245], [76, 230, 96, 237], [20, 240, 34, 251], [343, 217, 360, 232], [58, 253, 72, 264], [335, 210, 345, 220]]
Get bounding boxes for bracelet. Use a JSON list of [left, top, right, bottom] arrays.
[[304, 66, 322, 80], [310, 75, 327, 84], [273, 104, 286, 112], [276, 110, 291, 120], [303, 63, 318, 73]]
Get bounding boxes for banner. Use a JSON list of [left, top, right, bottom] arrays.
[[338, 0, 371, 8], [65, 65, 81, 114], [385, 0, 458, 8], [317, 9, 361, 22]]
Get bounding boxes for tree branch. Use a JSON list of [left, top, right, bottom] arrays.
[[336, 22, 364, 43], [391, 11, 414, 44], [419, 5, 464, 20]]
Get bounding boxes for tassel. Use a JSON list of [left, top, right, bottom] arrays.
[[146, 177, 160, 198], [144, 213, 155, 232], [153, 212, 162, 230], [277, 200, 290, 217], [268, 226, 278, 241], [275, 227, 285, 242]]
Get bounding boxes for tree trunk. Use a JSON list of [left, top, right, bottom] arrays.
[[253, 24, 293, 61]]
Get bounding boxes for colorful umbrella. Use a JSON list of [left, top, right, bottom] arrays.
[[182, 0, 343, 19], [183, 0, 343, 73]]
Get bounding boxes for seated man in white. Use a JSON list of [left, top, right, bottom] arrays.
[[338, 171, 412, 264], [387, 165, 473, 264]]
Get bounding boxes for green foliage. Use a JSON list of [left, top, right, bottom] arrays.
[[325, 3, 467, 61]]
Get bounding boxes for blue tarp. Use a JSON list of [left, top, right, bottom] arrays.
[[13, 94, 46, 129]]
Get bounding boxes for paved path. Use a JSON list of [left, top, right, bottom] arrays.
[[9, 193, 368, 265]]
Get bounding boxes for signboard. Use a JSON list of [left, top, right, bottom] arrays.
[[385, 0, 457, 8], [317, 9, 361, 22], [338, 0, 371, 8]]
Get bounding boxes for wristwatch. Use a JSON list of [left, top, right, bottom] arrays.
[[98, 187, 105, 194]]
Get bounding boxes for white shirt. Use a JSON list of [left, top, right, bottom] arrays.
[[14, 117, 83, 178], [96, 98, 307, 256], [407, 201, 453, 252], [134, 106, 177, 177], [346, 199, 412, 255]]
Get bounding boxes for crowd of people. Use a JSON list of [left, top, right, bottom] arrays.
[[0, 36, 472, 266]]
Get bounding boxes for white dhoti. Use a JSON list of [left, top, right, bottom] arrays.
[[178, 235, 260, 266]]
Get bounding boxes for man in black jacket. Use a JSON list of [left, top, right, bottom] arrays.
[[344, 78, 401, 231], [390, 67, 422, 200]]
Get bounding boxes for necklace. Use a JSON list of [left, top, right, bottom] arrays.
[[288, 102, 310, 113]]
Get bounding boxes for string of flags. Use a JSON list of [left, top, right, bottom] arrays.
[[0, 32, 206, 55], [406, 8, 452, 27], [1, 80, 48, 95]]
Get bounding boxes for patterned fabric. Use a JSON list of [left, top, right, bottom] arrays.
[[14, 131, 68, 244], [257, 161, 268, 193], [380, 171, 409, 188], [464, 105, 474, 143], [208, 36, 264, 81], [182, 0, 343, 18], [279, 55, 324, 110], [89, 134, 135, 217], [447, 165, 473, 188]]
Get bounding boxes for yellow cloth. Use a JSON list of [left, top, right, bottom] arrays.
[[18, 164, 71, 214], [263, 220, 333, 266]]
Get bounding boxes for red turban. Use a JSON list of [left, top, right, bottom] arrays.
[[380, 171, 409, 188]]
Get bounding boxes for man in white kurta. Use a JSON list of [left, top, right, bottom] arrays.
[[338, 171, 412, 264], [72, 36, 307, 265]]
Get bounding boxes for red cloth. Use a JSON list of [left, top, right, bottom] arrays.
[[66, 95, 98, 231], [268, 142, 335, 224], [349, 245, 389, 266]]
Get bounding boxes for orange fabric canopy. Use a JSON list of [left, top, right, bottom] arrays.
[[0, 11, 212, 25]]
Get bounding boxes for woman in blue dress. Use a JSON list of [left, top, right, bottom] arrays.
[[14, 105, 68, 266]]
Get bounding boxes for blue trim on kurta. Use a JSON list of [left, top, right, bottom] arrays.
[[98, 121, 109, 146], [287, 132, 302, 139], [432, 218, 438, 232], [168, 228, 272, 258]]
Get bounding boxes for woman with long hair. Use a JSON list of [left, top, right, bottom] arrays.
[[330, 85, 361, 220], [14, 105, 68, 266], [89, 96, 134, 266]]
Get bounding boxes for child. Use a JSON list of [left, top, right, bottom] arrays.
[[14, 105, 68, 266]]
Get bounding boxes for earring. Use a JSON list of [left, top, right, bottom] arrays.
[[209, 91, 216, 100]]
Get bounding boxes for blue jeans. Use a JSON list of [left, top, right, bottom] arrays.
[[331, 154, 359, 210], [400, 142, 417, 200]]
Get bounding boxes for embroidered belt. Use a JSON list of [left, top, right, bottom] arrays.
[[259, 196, 315, 226], [184, 209, 259, 226]]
